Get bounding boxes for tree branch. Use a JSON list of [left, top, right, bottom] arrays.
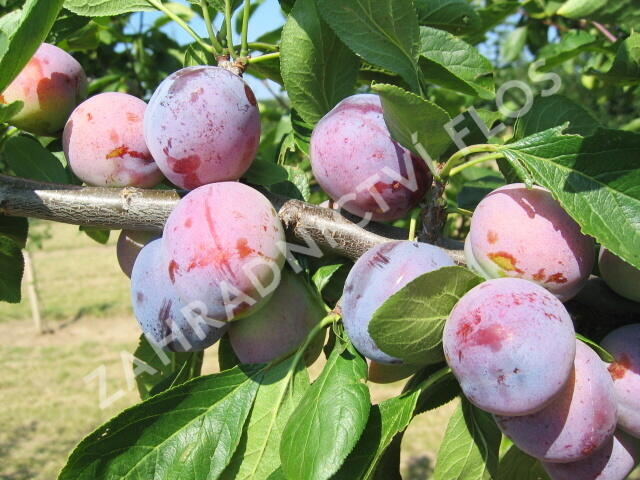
[[0, 174, 461, 262], [0, 174, 636, 325]]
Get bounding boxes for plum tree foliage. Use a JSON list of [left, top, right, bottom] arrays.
[[0, 1, 639, 479]]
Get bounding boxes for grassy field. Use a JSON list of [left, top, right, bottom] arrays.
[[0, 221, 455, 480]]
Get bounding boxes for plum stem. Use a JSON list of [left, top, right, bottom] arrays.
[[200, 0, 224, 56], [448, 152, 505, 177], [439, 144, 499, 179], [224, 0, 238, 58], [247, 52, 280, 64], [147, 0, 214, 54], [408, 210, 419, 242], [240, 0, 251, 58]]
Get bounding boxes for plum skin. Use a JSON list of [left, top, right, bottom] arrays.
[[228, 269, 325, 364], [342, 240, 455, 364], [310, 94, 432, 222], [144, 66, 260, 190], [601, 324, 640, 438], [542, 430, 640, 480], [599, 249, 640, 302], [1, 43, 87, 136], [117, 230, 160, 278], [443, 277, 576, 416], [465, 184, 595, 301], [495, 341, 618, 463], [162, 182, 286, 323], [131, 239, 227, 352], [63, 92, 164, 188]]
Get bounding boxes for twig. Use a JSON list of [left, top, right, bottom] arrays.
[[591, 21, 618, 43]]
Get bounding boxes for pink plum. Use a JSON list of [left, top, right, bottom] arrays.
[[465, 184, 595, 301], [310, 94, 432, 222], [443, 278, 576, 416], [1, 43, 87, 136], [495, 341, 618, 463], [342, 240, 455, 364], [543, 431, 640, 480], [162, 182, 286, 322], [131, 239, 227, 352], [601, 324, 640, 438], [63, 92, 163, 187], [144, 66, 260, 190]]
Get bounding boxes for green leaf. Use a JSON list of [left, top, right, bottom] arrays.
[[0, 215, 28, 249], [316, 0, 422, 93], [372, 83, 452, 162], [79, 226, 110, 245], [418, 27, 494, 99], [280, 340, 370, 480], [280, 0, 359, 125], [513, 95, 601, 139], [369, 266, 484, 365], [63, 0, 154, 16], [497, 447, 549, 480], [218, 334, 241, 371], [184, 43, 216, 67], [433, 398, 501, 480], [0, 236, 23, 303], [576, 334, 615, 363], [557, 0, 606, 18], [3, 136, 69, 183], [500, 26, 527, 64], [59, 365, 264, 480], [312, 263, 344, 293], [538, 30, 597, 71], [0, 100, 23, 123], [335, 365, 455, 479], [243, 158, 289, 186], [333, 390, 421, 480], [221, 357, 310, 480], [415, 0, 481, 35], [559, 0, 640, 28], [0, 0, 64, 92], [133, 335, 204, 400], [497, 127, 640, 270], [590, 33, 640, 85]]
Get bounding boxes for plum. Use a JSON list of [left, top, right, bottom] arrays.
[[495, 341, 618, 463], [342, 240, 455, 364], [63, 92, 163, 187], [117, 230, 160, 278], [131, 239, 227, 352], [543, 430, 640, 480], [228, 269, 325, 364], [599, 249, 640, 302], [601, 324, 640, 438], [443, 277, 576, 416], [162, 182, 286, 322], [1, 43, 87, 136], [465, 184, 595, 301], [310, 94, 432, 222], [144, 66, 260, 190]]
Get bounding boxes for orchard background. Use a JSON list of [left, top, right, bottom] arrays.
[[0, 0, 639, 479]]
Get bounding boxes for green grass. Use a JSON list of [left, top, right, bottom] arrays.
[[0, 221, 132, 323]]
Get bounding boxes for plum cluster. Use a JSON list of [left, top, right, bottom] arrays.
[[128, 181, 289, 352], [3, 49, 260, 190]]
